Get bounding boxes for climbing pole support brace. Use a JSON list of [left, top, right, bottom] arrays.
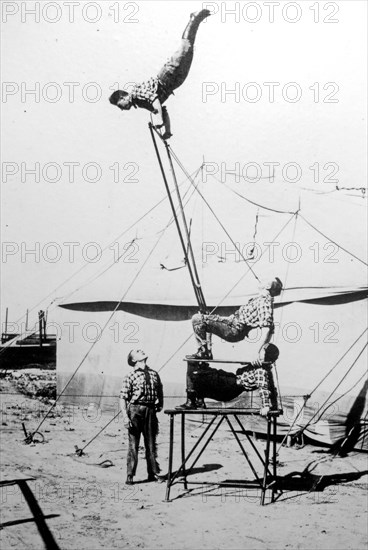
[[149, 123, 207, 313]]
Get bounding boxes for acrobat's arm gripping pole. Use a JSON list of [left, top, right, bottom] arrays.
[[149, 123, 206, 312]]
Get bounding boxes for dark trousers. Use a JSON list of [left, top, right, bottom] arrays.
[[127, 404, 160, 477], [157, 39, 193, 97], [157, 11, 208, 97], [190, 362, 244, 402]]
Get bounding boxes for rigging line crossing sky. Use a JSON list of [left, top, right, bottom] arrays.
[[208, 213, 297, 310], [164, 167, 201, 231], [216, 176, 298, 215], [29, 217, 171, 439], [169, 145, 261, 282], [57, 238, 140, 305], [59, 171, 202, 304], [298, 214, 368, 266]]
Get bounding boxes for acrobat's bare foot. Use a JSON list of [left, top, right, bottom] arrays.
[[162, 131, 173, 140]]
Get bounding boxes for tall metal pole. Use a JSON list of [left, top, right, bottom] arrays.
[[38, 311, 43, 347], [4, 307, 8, 335], [149, 123, 204, 310], [163, 140, 207, 312]]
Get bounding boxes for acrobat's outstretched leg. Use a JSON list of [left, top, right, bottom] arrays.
[[157, 9, 211, 100], [109, 9, 210, 140]]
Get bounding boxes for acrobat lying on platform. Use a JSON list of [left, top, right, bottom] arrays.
[[176, 343, 280, 415], [109, 9, 210, 140]]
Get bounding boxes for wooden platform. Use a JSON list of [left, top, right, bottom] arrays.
[[165, 408, 282, 416], [184, 358, 251, 364]]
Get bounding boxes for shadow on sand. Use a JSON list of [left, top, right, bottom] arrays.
[[275, 467, 368, 493], [0, 478, 60, 549]]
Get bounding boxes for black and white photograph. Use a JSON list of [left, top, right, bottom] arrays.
[[1, 1, 367, 549]]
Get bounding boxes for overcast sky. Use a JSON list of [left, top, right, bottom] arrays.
[[1, 0, 367, 329]]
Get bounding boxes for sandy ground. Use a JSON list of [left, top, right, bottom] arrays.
[[1, 378, 367, 550]]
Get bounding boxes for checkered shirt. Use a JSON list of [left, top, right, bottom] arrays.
[[233, 292, 274, 329], [120, 366, 163, 406], [129, 77, 161, 111], [236, 365, 276, 408]]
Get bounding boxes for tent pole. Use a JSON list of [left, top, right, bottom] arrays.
[[148, 123, 205, 311]]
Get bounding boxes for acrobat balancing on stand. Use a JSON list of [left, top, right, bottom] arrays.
[[109, 9, 211, 140]]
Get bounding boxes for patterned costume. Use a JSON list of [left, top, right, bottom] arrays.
[[120, 366, 163, 480], [190, 361, 278, 409], [192, 291, 275, 349], [123, 35, 193, 112]]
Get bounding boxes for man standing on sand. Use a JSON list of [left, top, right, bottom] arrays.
[[120, 349, 164, 485], [109, 9, 211, 139]]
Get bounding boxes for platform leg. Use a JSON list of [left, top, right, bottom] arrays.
[[165, 413, 175, 502], [233, 414, 272, 477], [181, 413, 187, 489], [272, 416, 277, 503], [225, 416, 261, 485], [189, 415, 224, 471], [169, 415, 218, 488], [261, 417, 271, 505]]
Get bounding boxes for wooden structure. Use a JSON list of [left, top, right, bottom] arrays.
[[0, 309, 56, 369], [164, 407, 281, 504]]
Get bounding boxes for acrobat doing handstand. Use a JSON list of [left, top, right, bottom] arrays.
[[109, 9, 210, 139]]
